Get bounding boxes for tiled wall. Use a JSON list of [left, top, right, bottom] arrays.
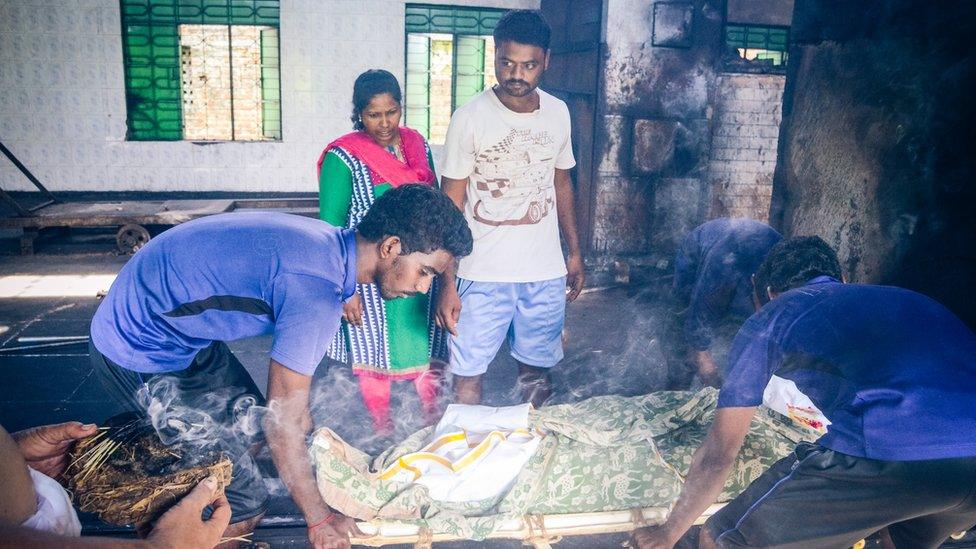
[[705, 73, 785, 221], [0, 0, 537, 192]]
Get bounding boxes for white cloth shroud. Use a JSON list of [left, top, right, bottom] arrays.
[[21, 466, 82, 537], [381, 403, 543, 503]]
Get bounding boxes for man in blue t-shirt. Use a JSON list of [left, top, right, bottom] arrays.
[[89, 185, 472, 549], [671, 218, 781, 388], [634, 236, 976, 549]]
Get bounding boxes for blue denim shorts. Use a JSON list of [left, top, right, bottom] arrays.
[[448, 276, 566, 376]]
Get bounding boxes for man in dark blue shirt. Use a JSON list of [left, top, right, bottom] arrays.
[[635, 236, 976, 549], [671, 218, 781, 388], [89, 185, 472, 549]]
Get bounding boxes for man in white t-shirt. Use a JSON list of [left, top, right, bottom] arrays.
[[436, 9, 585, 407]]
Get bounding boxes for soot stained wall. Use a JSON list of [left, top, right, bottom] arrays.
[[771, 0, 976, 326]]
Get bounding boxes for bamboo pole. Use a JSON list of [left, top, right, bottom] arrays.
[[345, 503, 726, 548]]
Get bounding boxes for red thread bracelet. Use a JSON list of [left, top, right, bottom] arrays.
[[307, 513, 337, 532]]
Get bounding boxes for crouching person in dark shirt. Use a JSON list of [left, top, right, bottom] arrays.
[[634, 236, 976, 549], [669, 218, 781, 389]]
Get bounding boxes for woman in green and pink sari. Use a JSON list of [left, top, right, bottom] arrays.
[[318, 69, 445, 435]]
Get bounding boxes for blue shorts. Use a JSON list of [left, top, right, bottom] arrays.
[[448, 277, 567, 377]]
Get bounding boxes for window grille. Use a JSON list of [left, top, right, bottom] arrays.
[[404, 4, 507, 144], [120, 0, 281, 141], [725, 24, 789, 69]]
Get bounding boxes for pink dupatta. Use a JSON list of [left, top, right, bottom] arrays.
[[317, 127, 435, 187]]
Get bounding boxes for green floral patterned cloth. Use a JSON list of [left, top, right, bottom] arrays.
[[308, 389, 816, 540]]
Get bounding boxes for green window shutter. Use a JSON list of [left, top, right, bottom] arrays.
[[405, 33, 432, 140], [453, 36, 485, 110], [260, 28, 281, 140], [122, 21, 182, 140], [404, 5, 507, 142], [120, 0, 280, 141], [177, 0, 279, 25], [405, 4, 504, 36], [724, 23, 790, 68]]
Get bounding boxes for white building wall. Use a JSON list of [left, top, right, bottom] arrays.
[[0, 0, 538, 192]]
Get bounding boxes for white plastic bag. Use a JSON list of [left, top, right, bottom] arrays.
[[21, 467, 82, 537], [763, 375, 831, 434]]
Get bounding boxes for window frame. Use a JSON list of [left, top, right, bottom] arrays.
[[403, 4, 507, 142], [119, 0, 282, 142], [722, 21, 790, 74]]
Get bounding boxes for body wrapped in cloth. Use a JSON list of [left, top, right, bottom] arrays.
[[309, 389, 815, 544]]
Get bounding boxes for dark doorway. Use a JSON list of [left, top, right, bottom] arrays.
[[540, 0, 604, 255]]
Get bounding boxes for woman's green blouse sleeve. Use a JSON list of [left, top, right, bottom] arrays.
[[318, 150, 354, 227]]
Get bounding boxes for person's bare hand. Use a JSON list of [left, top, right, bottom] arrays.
[[435, 285, 461, 336], [146, 476, 230, 549], [699, 370, 722, 389], [342, 293, 363, 326], [693, 350, 722, 389], [13, 421, 98, 479], [565, 253, 585, 302], [630, 525, 678, 549], [308, 514, 367, 549]]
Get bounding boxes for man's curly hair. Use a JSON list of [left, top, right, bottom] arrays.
[[754, 236, 843, 302], [357, 184, 473, 258]]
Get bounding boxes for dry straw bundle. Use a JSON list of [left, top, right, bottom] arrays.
[[68, 412, 232, 527]]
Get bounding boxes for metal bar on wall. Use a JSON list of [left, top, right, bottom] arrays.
[[0, 141, 58, 212], [227, 23, 236, 141]]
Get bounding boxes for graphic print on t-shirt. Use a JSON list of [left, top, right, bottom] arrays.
[[471, 128, 556, 227]]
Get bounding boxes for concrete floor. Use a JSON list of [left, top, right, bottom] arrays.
[[0, 227, 681, 548]]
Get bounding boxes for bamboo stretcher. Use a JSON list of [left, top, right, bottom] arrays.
[[348, 503, 726, 549]]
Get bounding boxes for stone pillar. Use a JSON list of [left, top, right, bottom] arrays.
[[590, 0, 723, 258], [771, 0, 976, 325]]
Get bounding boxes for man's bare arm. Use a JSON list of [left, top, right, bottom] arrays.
[[440, 176, 467, 210], [263, 360, 327, 524], [691, 350, 722, 389], [435, 176, 468, 335], [0, 425, 36, 524], [632, 406, 756, 548], [553, 168, 581, 256], [553, 168, 585, 301], [263, 360, 361, 549]]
